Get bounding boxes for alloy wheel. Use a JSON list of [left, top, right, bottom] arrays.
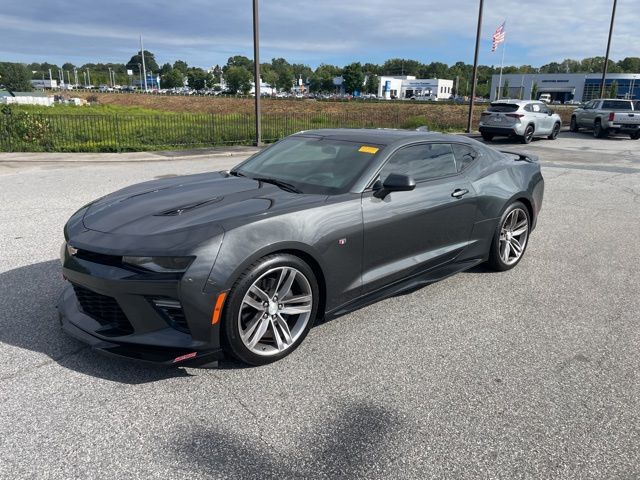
[[499, 208, 529, 266], [238, 266, 313, 356]]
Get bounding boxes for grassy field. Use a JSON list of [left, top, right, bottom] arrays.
[[1, 94, 575, 152]]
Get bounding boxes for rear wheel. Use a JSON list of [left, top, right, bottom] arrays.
[[521, 125, 535, 144], [630, 131, 640, 140], [222, 254, 319, 365], [569, 116, 579, 132], [594, 119, 608, 138], [548, 122, 561, 140], [488, 202, 531, 271], [481, 132, 494, 141]]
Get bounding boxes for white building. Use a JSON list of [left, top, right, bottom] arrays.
[[378, 76, 454, 101], [490, 73, 640, 103]]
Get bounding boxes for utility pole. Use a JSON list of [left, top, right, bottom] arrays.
[[108, 67, 113, 87], [87, 69, 91, 86], [466, 0, 484, 133], [600, 0, 617, 98], [252, 0, 262, 146], [140, 35, 148, 91]]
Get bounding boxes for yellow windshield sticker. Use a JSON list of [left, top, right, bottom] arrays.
[[359, 146, 379, 154]]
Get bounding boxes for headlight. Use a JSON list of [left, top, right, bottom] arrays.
[[122, 256, 194, 273], [60, 242, 78, 264]]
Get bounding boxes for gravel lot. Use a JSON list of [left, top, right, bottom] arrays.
[[1, 132, 639, 479]]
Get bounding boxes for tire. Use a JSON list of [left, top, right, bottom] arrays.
[[521, 125, 534, 144], [630, 131, 640, 140], [481, 132, 494, 141], [569, 116, 579, 132], [222, 253, 319, 366], [487, 201, 531, 272], [548, 122, 561, 140], [594, 119, 608, 138]]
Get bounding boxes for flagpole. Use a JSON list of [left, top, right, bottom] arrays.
[[497, 21, 506, 99]]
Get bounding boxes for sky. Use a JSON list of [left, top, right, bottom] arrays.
[[1, 0, 638, 69]]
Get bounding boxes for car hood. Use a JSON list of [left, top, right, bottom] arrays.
[[82, 171, 325, 236]]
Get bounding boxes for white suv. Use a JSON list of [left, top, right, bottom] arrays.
[[479, 100, 562, 144]]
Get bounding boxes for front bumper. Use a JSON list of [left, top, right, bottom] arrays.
[[57, 286, 223, 366], [58, 248, 225, 366]]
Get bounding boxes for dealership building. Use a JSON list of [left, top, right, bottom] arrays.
[[377, 76, 454, 100], [490, 73, 640, 103]]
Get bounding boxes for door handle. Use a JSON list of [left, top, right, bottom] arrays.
[[451, 188, 469, 198]]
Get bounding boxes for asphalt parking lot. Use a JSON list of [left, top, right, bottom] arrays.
[[1, 132, 639, 479]]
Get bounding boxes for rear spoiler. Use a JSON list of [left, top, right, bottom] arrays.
[[500, 150, 539, 163]]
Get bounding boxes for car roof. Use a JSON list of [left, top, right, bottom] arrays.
[[292, 128, 474, 146], [490, 99, 541, 106]]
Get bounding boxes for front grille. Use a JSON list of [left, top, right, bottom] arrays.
[[149, 298, 190, 334], [72, 284, 134, 336], [74, 249, 123, 267]]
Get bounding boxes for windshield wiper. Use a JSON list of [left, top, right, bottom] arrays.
[[228, 170, 246, 177], [252, 177, 302, 194]]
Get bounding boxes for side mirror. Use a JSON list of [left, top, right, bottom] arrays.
[[374, 173, 416, 198], [548, 110, 554, 116]]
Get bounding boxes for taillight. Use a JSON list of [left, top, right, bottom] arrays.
[[506, 113, 524, 118], [608, 112, 615, 121]]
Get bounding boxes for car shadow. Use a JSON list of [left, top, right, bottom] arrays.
[[0, 260, 194, 384], [167, 401, 405, 478]]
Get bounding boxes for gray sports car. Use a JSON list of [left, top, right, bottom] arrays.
[[58, 129, 544, 366]]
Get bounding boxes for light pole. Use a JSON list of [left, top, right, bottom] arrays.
[[600, 0, 617, 98], [466, 0, 484, 133], [108, 67, 113, 87], [253, 0, 262, 146]]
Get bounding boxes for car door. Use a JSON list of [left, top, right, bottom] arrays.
[[528, 102, 548, 134], [538, 103, 554, 133], [361, 142, 477, 294], [579, 101, 595, 126]]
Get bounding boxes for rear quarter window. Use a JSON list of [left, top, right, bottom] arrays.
[[488, 103, 520, 113]]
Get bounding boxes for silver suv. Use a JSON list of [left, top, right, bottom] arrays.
[[479, 100, 562, 144]]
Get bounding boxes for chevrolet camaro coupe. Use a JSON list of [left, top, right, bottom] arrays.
[[58, 129, 544, 366]]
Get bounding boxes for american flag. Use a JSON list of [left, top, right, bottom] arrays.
[[492, 21, 506, 52]]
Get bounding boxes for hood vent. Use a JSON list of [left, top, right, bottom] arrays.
[[156, 196, 223, 216]]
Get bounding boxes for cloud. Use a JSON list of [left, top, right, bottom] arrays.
[[0, 0, 638, 68]]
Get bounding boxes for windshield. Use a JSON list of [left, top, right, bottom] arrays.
[[232, 136, 383, 195]]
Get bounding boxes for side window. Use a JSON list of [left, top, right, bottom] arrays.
[[524, 104, 533, 112], [452, 144, 479, 172], [380, 143, 457, 182], [531, 103, 541, 112]]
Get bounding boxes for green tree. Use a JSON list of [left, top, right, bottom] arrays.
[[225, 66, 253, 94], [608, 81, 619, 98], [618, 57, 640, 73], [224, 55, 253, 73], [342, 62, 365, 94], [382, 58, 420, 76], [173, 60, 188, 74], [365, 74, 379, 94], [126, 50, 159, 73], [161, 68, 185, 88], [186, 68, 212, 90], [531, 82, 539, 100], [0, 62, 33, 91], [502, 79, 509, 98], [271, 58, 295, 91]]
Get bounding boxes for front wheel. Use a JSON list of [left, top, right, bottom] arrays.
[[222, 254, 319, 365], [548, 122, 561, 140], [488, 202, 531, 271], [569, 116, 579, 132]]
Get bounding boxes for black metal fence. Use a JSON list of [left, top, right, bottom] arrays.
[[0, 109, 463, 153]]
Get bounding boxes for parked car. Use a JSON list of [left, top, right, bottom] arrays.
[[58, 128, 544, 366], [570, 99, 640, 139], [479, 100, 562, 144], [538, 93, 552, 104]]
